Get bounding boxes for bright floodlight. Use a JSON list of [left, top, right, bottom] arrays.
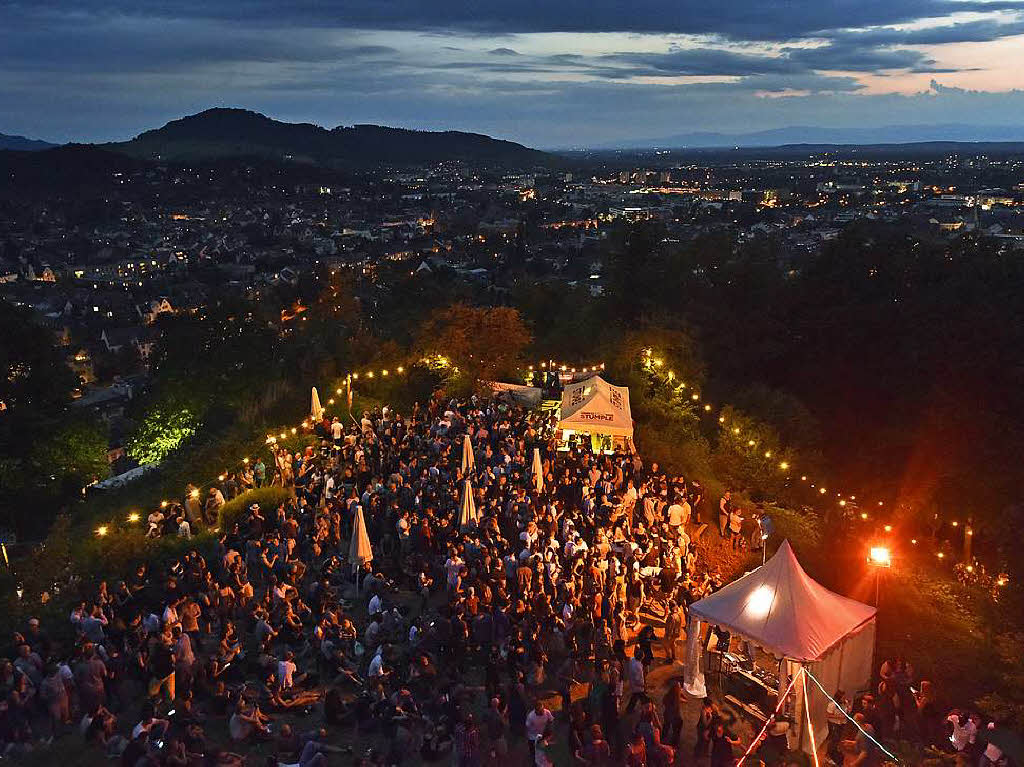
[[746, 585, 775, 617], [869, 546, 891, 567]]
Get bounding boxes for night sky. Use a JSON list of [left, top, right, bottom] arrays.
[[4, 0, 1024, 147]]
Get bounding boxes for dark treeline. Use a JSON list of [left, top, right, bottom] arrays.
[[572, 220, 1024, 576]]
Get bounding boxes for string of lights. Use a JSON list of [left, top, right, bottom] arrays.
[[95, 361, 414, 538], [639, 347, 1008, 583], [736, 666, 806, 767], [804, 671, 822, 767], [527, 360, 606, 376], [805, 668, 901, 764]]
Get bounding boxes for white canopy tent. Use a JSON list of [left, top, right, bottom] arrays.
[[556, 375, 634, 451], [684, 540, 876, 757]]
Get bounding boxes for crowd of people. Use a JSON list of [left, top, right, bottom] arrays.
[[1, 392, 1017, 766]]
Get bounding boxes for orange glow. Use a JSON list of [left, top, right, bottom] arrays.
[[869, 547, 891, 567]]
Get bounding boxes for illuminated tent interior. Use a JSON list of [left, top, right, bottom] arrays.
[[555, 375, 633, 452], [684, 540, 877, 757]]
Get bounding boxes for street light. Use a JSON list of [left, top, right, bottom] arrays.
[[868, 546, 891, 606], [869, 547, 891, 567]]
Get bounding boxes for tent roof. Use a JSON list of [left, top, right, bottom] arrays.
[[556, 375, 633, 437], [688, 540, 876, 662]]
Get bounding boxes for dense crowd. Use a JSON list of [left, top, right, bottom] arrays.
[[1, 393, 1017, 766]]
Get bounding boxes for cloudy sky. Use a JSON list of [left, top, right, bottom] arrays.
[[3, 0, 1024, 147]]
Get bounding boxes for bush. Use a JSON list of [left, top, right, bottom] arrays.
[[218, 486, 293, 530]]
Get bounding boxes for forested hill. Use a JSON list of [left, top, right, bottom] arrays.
[[104, 108, 549, 168]]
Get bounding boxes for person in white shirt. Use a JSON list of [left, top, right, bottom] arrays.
[[525, 700, 554, 761], [679, 498, 692, 526], [277, 650, 298, 690], [444, 551, 464, 593], [162, 601, 179, 629], [147, 510, 165, 538], [947, 711, 977, 752], [667, 502, 685, 529], [368, 593, 382, 616]]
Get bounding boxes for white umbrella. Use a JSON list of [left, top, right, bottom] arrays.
[[311, 386, 325, 422], [461, 433, 475, 475], [349, 504, 373, 569], [458, 479, 479, 529], [532, 447, 544, 495]]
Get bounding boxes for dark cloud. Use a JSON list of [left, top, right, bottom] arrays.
[[13, 0, 1024, 39], [603, 42, 948, 79], [785, 43, 933, 72], [604, 48, 801, 77], [834, 17, 1024, 46], [2, 0, 1024, 145]]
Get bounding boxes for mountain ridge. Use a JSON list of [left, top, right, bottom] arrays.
[[104, 107, 548, 167], [0, 132, 57, 152]]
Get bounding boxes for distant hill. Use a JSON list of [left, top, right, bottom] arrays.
[[0, 132, 57, 152], [0, 145, 143, 197], [604, 123, 1024, 149], [105, 108, 548, 167]]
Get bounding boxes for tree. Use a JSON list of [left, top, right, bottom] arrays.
[[0, 302, 76, 413], [126, 393, 201, 465], [417, 303, 532, 389], [29, 416, 109, 487]]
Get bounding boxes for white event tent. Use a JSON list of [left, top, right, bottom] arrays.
[[684, 540, 877, 757], [555, 375, 634, 451]]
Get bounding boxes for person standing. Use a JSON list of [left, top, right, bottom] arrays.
[[454, 713, 482, 767], [525, 699, 554, 765], [667, 499, 685, 536], [75, 643, 108, 715], [624, 647, 647, 713], [719, 491, 732, 537], [729, 506, 744, 550], [664, 601, 684, 664], [662, 681, 684, 748]]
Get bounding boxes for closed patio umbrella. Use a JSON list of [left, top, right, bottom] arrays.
[[349, 504, 373, 569], [532, 447, 544, 495], [458, 479, 479, 529], [461, 433, 475, 475], [311, 387, 325, 422]]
